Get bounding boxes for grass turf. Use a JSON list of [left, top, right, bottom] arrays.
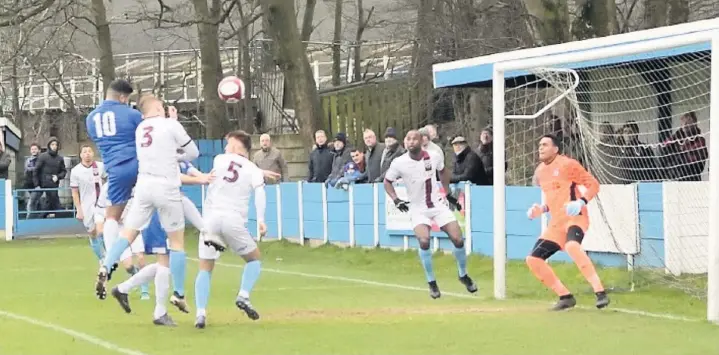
[[0, 234, 717, 355]]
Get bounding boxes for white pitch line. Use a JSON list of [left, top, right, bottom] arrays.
[[0, 310, 153, 355], [198, 258, 701, 323]]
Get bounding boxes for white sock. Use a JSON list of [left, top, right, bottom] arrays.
[[182, 196, 204, 230], [154, 265, 170, 319], [197, 308, 206, 317], [238, 290, 250, 299], [118, 264, 158, 294]]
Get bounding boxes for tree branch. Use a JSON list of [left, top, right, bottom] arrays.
[[0, 0, 57, 27]]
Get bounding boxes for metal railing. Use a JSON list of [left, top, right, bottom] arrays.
[[13, 187, 76, 220], [1, 41, 414, 112]]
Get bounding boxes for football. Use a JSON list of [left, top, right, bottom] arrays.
[[217, 75, 245, 103]]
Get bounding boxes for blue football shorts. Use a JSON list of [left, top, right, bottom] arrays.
[[106, 158, 138, 205], [141, 212, 168, 255]]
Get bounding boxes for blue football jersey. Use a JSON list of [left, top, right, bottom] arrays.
[[86, 100, 143, 168]]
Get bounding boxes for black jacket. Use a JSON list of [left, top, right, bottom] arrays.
[[451, 147, 489, 185], [477, 144, 494, 185], [34, 138, 67, 188], [307, 143, 334, 182], [0, 150, 10, 180], [24, 155, 39, 188], [377, 143, 405, 182], [327, 146, 352, 182], [364, 142, 385, 182]]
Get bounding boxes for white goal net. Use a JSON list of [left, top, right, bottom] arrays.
[[503, 49, 711, 298]]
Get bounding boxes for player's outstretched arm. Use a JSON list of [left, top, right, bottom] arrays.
[[571, 159, 600, 202], [180, 172, 214, 185]]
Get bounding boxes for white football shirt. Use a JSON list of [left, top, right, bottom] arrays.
[[385, 149, 445, 211], [69, 161, 104, 219], [204, 153, 265, 220], [135, 118, 192, 187]]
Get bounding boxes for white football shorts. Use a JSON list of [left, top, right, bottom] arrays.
[[410, 205, 456, 229], [123, 181, 184, 233], [198, 213, 257, 260]]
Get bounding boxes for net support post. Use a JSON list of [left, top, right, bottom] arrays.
[[5, 180, 13, 242], [276, 184, 283, 240], [297, 181, 305, 246], [322, 183, 329, 244], [707, 36, 719, 324], [492, 68, 507, 300]]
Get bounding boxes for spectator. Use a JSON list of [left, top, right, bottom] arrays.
[[24, 143, 41, 218], [0, 142, 10, 179], [450, 136, 489, 185], [307, 130, 334, 183], [325, 132, 351, 186], [377, 127, 405, 182], [363, 129, 385, 182], [616, 123, 659, 182], [418, 127, 444, 163], [596, 122, 621, 183], [477, 127, 495, 184], [334, 149, 367, 190], [661, 111, 708, 181], [253, 133, 288, 184], [424, 124, 442, 147], [34, 137, 66, 216]]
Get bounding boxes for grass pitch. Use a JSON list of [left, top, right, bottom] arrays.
[[1, 234, 718, 355]]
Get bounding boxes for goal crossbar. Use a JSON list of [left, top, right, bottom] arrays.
[[491, 30, 719, 323]]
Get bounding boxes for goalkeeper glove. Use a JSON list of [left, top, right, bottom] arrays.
[[565, 199, 587, 217], [393, 198, 409, 213], [527, 203, 547, 220], [445, 194, 462, 212]]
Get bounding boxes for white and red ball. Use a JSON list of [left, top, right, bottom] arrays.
[[217, 75, 245, 103]]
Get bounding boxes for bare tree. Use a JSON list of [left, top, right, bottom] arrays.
[[90, 0, 114, 94], [643, 0, 668, 28], [668, 0, 689, 24], [300, 0, 317, 43], [331, 0, 343, 86], [190, 0, 236, 138], [260, 0, 323, 142], [352, 0, 374, 83]]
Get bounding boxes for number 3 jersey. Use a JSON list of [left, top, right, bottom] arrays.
[[135, 117, 193, 188], [384, 149, 445, 211], [204, 153, 265, 220]]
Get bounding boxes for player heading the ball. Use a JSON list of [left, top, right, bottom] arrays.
[[98, 94, 199, 320], [383, 130, 477, 299], [86, 79, 143, 296], [526, 134, 610, 311]]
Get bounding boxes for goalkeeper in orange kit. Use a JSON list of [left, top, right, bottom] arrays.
[[526, 134, 610, 311]]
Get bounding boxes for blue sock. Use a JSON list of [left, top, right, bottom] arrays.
[[418, 248, 435, 282], [195, 270, 211, 312], [140, 282, 150, 295], [97, 234, 105, 258], [239, 260, 261, 298], [453, 245, 468, 278], [89, 237, 104, 260], [103, 238, 130, 270], [169, 250, 187, 296]]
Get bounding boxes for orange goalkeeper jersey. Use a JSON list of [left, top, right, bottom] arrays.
[[534, 155, 599, 221]]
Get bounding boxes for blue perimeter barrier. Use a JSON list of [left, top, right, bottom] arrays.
[[3, 179, 670, 270]]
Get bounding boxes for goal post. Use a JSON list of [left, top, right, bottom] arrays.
[[491, 31, 719, 322]]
